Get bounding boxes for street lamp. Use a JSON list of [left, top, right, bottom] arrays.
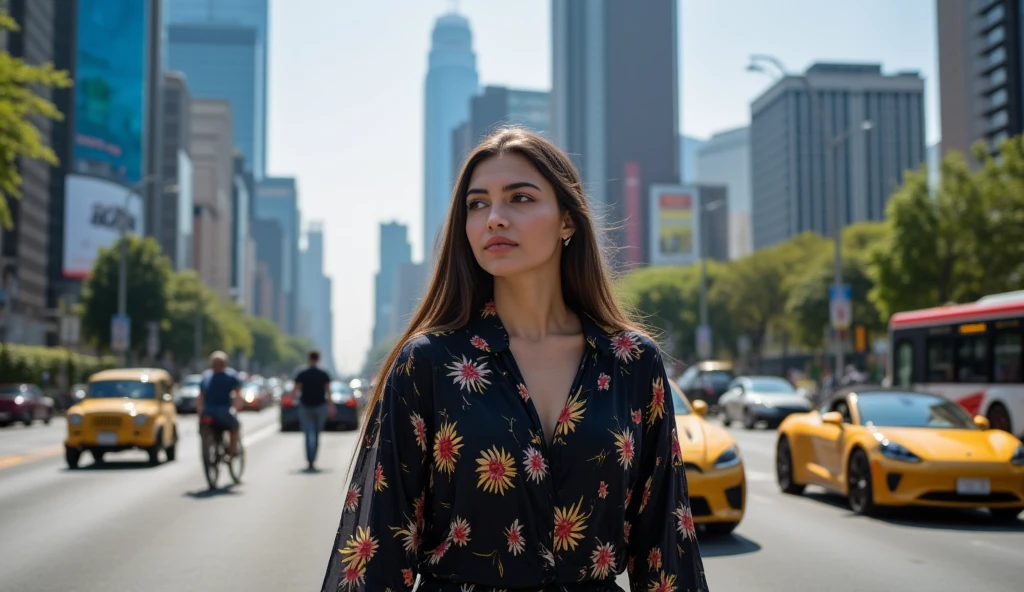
[[698, 198, 725, 360], [748, 54, 873, 375]]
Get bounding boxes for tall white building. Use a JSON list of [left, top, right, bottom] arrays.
[[695, 127, 752, 260]]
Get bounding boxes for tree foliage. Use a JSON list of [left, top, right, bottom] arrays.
[[0, 12, 73, 229]]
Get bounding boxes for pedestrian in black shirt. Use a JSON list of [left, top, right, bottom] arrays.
[[292, 351, 335, 471]]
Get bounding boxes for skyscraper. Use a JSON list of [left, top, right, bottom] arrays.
[[374, 222, 412, 348], [255, 177, 299, 334], [696, 127, 752, 260], [160, 71, 194, 271], [189, 99, 235, 299], [937, 0, 1021, 160], [165, 0, 268, 178], [750, 63, 925, 249], [300, 223, 335, 372], [451, 86, 551, 178], [423, 12, 478, 261], [552, 0, 680, 266]]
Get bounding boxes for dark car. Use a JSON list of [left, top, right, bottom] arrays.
[[719, 375, 812, 429], [677, 361, 736, 413], [279, 380, 359, 432], [0, 383, 54, 426]]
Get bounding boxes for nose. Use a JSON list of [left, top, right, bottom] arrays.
[[486, 202, 509, 231]]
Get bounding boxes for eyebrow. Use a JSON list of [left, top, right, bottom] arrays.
[[466, 181, 542, 196]]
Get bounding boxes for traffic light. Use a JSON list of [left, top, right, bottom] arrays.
[[854, 324, 868, 353]]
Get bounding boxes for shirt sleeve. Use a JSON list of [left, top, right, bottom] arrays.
[[321, 338, 434, 592], [626, 346, 709, 591]]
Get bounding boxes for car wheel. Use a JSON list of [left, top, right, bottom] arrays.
[[847, 448, 876, 516], [990, 507, 1023, 523], [987, 403, 1012, 434], [92, 450, 106, 464], [66, 447, 81, 469], [743, 409, 757, 430], [721, 410, 732, 427], [702, 522, 739, 537], [147, 429, 163, 466], [166, 428, 177, 462], [44, 411, 52, 425], [22, 415, 32, 427], [776, 437, 805, 495]]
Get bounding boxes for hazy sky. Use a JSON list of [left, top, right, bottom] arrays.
[[266, 0, 938, 374]]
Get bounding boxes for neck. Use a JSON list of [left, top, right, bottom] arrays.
[[493, 271, 578, 343]]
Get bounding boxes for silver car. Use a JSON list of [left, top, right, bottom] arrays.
[[719, 376, 811, 430], [174, 374, 203, 413]]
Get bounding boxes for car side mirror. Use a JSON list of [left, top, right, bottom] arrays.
[[162, 393, 173, 403], [692, 400, 709, 417], [822, 411, 844, 426], [973, 415, 990, 430]]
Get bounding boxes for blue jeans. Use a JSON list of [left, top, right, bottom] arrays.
[[298, 403, 328, 464]]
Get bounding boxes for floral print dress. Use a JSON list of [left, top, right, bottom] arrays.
[[322, 302, 709, 592]]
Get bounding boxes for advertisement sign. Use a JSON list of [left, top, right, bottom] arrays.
[[63, 175, 144, 279], [64, 0, 149, 278], [111, 314, 130, 353], [829, 284, 852, 330], [649, 185, 698, 266]]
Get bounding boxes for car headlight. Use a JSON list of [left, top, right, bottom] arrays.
[[714, 446, 742, 469], [752, 398, 772, 409], [245, 393, 255, 403], [14, 395, 24, 405], [879, 439, 920, 463], [1011, 445, 1024, 466], [68, 413, 83, 426], [133, 414, 149, 426]]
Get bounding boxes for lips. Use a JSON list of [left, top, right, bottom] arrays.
[[484, 237, 518, 250]]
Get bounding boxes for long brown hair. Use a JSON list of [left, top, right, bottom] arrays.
[[359, 126, 644, 443]]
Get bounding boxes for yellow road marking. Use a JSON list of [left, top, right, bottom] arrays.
[[0, 444, 65, 471]]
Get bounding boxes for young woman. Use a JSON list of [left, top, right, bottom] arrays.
[[322, 128, 708, 592]]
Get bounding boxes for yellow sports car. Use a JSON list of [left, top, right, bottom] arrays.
[[775, 386, 1024, 522], [671, 379, 746, 535]]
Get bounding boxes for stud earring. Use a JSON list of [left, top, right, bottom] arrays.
[[563, 236, 572, 247]]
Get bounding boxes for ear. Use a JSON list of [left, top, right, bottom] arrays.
[[561, 211, 576, 238]]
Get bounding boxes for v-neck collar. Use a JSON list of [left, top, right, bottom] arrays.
[[467, 299, 613, 355]]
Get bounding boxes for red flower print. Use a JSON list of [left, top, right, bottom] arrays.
[[647, 377, 666, 427], [517, 383, 530, 401], [410, 412, 427, 452], [597, 372, 611, 391], [611, 331, 641, 363], [598, 481, 608, 498], [639, 476, 653, 513], [555, 387, 586, 438], [340, 563, 365, 590], [449, 516, 472, 546], [650, 572, 678, 592], [433, 421, 464, 475], [613, 428, 635, 470], [631, 408, 642, 425], [674, 502, 697, 540], [338, 526, 378, 571], [623, 520, 632, 544], [505, 518, 526, 556], [523, 446, 549, 483], [470, 335, 490, 351], [402, 569, 415, 587], [647, 546, 662, 570], [625, 490, 633, 508], [590, 541, 617, 579], [481, 300, 497, 317], [445, 355, 492, 394], [343, 485, 361, 513], [414, 494, 426, 530], [428, 539, 450, 565], [671, 429, 683, 466], [374, 462, 387, 492]]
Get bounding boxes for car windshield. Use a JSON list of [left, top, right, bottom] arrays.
[[331, 381, 351, 395], [669, 381, 692, 416], [748, 377, 797, 394], [183, 375, 202, 387], [701, 370, 734, 388], [89, 380, 156, 400], [856, 392, 979, 430], [0, 385, 27, 397]]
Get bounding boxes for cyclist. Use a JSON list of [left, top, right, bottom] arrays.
[[197, 351, 242, 456]]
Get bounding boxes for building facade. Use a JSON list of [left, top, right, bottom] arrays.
[[423, 12, 478, 261], [373, 222, 412, 348], [251, 218, 283, 324], [189, 99, 235, 299], [451, 86, 550, 178], [390, 262, 428, 338], [750, 63, 926, 249], [255, 177, 299, 334], [695, 126, 752, 260], [552, 0, 680, 266], [299, 223, 335, 372], [231, 155, 255, 312], [158, 71, 194, 270], [938, 0, 1022, 160]]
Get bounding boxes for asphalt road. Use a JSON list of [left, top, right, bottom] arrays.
[[1, 411, 1022, 591]]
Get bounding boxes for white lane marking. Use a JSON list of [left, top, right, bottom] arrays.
[[746, 470, 775, 482], [970, 539, 1023, 556]]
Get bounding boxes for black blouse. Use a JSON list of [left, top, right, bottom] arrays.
[[322, 302, 709, 592]]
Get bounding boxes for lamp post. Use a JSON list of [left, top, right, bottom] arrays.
[[748, 54, 873, 376], [698, 198, 726, 360]]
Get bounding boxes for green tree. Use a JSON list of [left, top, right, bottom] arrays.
[[282, 335, 314, 374], [0, 11, 73, 229], [80, 236, 171, 354], [161, 270, 226, 366], [247, 315, 286, 372]]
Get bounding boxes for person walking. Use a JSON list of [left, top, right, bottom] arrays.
[[291, 350, 335, 471]]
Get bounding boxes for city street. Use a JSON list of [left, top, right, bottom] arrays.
[[1, 411, 1022, 591]]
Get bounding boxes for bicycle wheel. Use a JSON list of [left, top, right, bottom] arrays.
[[201, 427, 220, 490], [228, 436, 245, 484]]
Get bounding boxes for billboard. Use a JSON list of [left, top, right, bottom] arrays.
[[649, 185, 698, 267], [63, 176, 145, 279], [64, 0, 150, 277]]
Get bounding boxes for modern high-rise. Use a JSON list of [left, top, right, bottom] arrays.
[[451, 86, 551, 178], [937, 0, 1021, 160], [166, 0, 268, 178], [423, 12, 478, 261], [373, 222, 412, 348], [696, 127, 752, 260], [390, 262, 428, 338], [552, 0, 680, 266], [299, 223, 335, 372], [159, 71, 194, 270], [189, 99, 235, 299], [231, 155, 255, 312], [255, 177, 299, 335], [750, 63, 926, 249], [252, 218, 283, 324], [167, 23, 262, 179], [680, 136, 706, 184]]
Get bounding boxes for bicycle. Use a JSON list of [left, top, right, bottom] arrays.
[[200, 415, 245, 490]]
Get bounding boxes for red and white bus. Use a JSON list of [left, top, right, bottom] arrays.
[[888, 290, 1024, 438]]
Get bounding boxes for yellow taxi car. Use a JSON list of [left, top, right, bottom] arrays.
[[775, 386, 1024, 522], [670, 379, 746, 535], [65, 368, 179, 469]]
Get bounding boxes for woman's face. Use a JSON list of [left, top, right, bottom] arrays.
[[465, 152, 571, 279]]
